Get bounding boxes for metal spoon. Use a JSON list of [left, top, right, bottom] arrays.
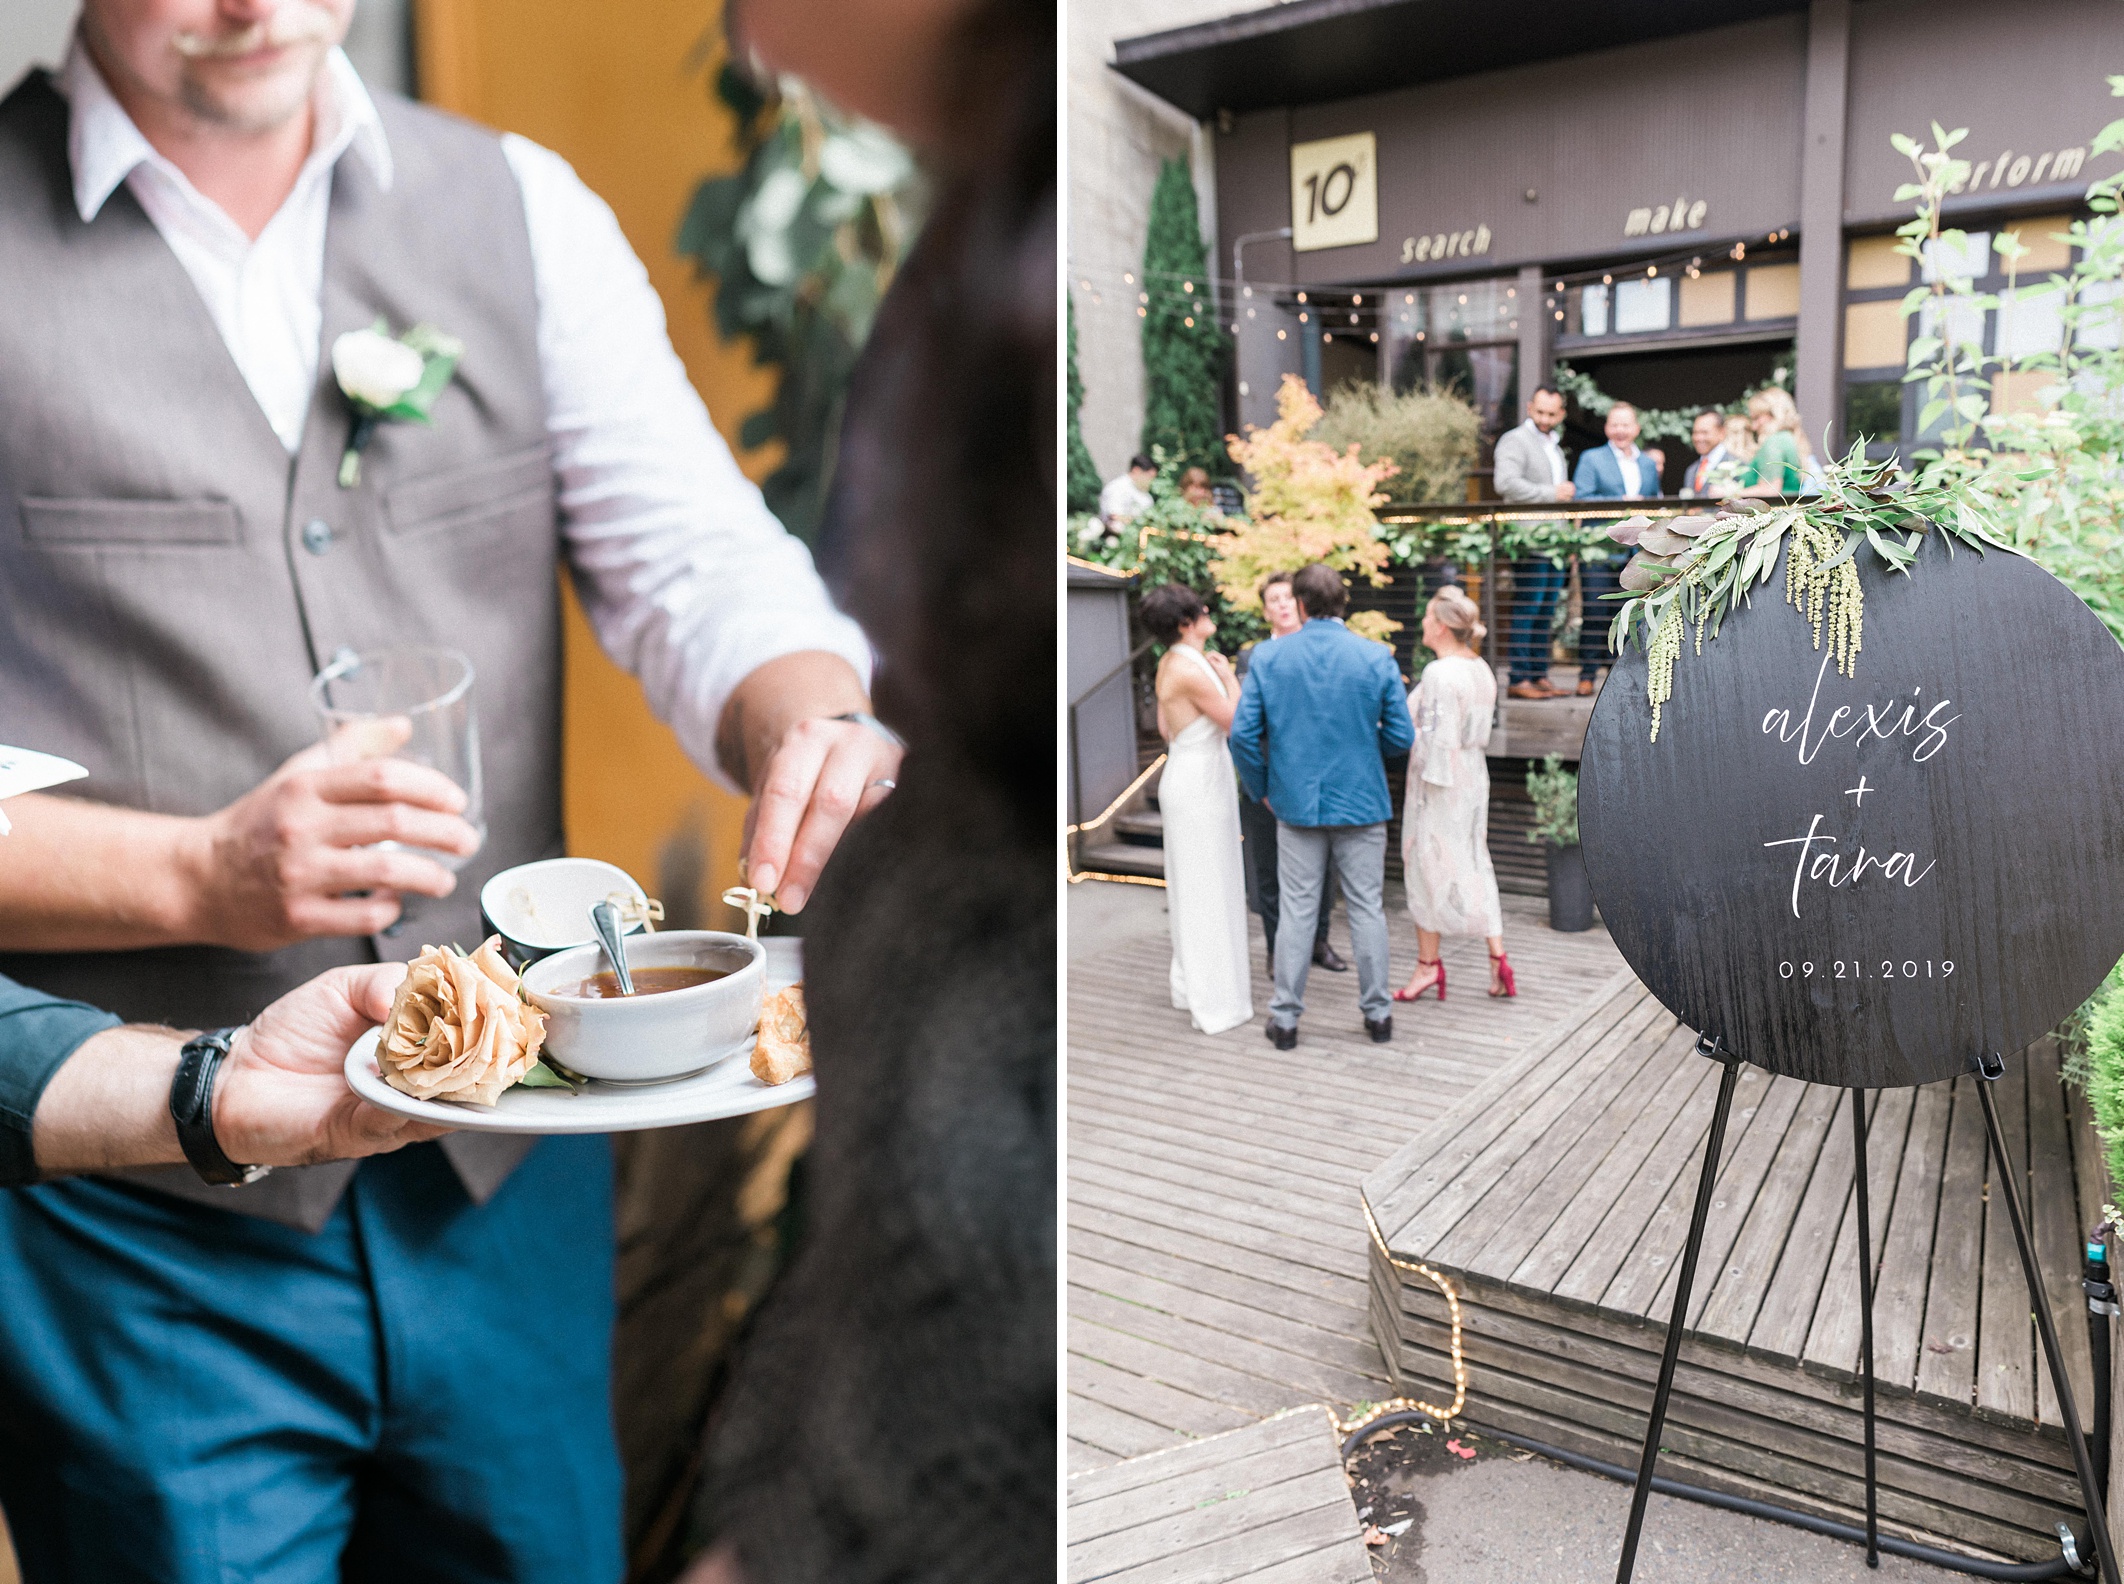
[[590, 900, 634, 996]]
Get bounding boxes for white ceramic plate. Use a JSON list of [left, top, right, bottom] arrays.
[[344, 1028, 813, 1134]]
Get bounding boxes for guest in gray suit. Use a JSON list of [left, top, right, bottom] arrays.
[[1492, 386, 1575, 700]]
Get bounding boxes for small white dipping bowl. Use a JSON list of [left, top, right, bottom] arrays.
[[522, 930, 766, 1083], [481, 857, 650, 966]]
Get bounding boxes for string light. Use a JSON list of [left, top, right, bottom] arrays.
[[1335, 1195, 1467, 1443], [1276, 329, 1287, 340]]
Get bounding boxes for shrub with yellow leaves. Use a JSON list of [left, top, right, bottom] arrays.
[[1212, 375, 1403, 646]]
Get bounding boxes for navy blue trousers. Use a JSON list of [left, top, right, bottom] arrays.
[[1575, 557, 1624, 681], [0, 1138, 621, 1584], [1506, 559, 1565, 685]]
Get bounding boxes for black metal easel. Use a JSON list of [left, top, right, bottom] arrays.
[[1612, 1043, 2121, 1584]]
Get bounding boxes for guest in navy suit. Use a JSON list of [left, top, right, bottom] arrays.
[[1229, 565, 1415, 1050], [1570, 403, 1662, 696]]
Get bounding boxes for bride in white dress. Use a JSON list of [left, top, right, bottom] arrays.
[[1143, 585, 1253, 1034]]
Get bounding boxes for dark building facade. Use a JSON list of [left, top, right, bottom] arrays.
[[1114, 0, 2122, 486]]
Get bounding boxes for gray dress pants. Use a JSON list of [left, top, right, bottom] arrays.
[[1269, 822, 1390, 1029], [1238, 789, 1333, 959]]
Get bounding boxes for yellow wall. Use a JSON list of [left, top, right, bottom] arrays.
[[417, 0, 775, 927]]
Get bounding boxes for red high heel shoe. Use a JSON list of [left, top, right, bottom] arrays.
[[1489, 951, 1517, 998], [1394, 958, 1445, 1002]]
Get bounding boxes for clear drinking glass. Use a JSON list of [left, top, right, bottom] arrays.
[[309, 645, 486, 871]]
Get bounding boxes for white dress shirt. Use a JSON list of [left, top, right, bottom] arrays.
[[57, 39, 871, 792], [1099, 473, 1152, 527], [1519, 419, 1567, 486], [1610, 442, 1646, 499]]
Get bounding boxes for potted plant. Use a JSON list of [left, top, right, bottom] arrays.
[[1526, 754, 1593, 932]]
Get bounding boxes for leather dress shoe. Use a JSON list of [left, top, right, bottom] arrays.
[[1366, 1015, 1393, 1043], [1312, 941, 1349, 972], [1266, 1022, 1298, 1050]]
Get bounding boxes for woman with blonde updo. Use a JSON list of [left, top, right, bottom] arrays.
[[1738, 386, 1812, 496], [1395, 587, 1514, 1001]]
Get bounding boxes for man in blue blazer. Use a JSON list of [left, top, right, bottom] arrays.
[[1570, 402, 1662, 695], [1229, 564, 1415, 1049]]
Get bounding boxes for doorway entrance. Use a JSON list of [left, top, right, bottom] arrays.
[[1558, 337, 1788, 491]]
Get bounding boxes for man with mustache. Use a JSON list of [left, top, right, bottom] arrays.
[[0, 0, 897, 1578]]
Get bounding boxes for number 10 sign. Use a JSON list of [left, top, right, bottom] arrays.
[[1289, 132, 1378, 254], [1580, 533, 2124, 1090]]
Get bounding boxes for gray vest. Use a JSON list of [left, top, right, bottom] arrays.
[[0, 74, 565, 1228]]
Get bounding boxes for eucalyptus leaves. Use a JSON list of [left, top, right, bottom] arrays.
[[1605, 449, 2010, 741]]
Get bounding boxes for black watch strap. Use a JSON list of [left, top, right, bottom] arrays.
[[170, 1027, 269, 1187]]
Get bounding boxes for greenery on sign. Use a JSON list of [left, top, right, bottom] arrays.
[[1067, 293, 1102, 516], [1550, 352, 1794, 449], [1606, 454, 2008, 739], [1887, 93, 2124, 643], [678, 61, 921, 542], [1212, 376, 1402, 646], [1311, 380, 1482, 505], [1525, 755, 1579, 848], [1140, 157, 1229, 475]]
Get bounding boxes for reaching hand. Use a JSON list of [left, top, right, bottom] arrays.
[[184, 722, 483, 950], [1554, 482, 1576, 501], [215, 963, 447, 1166], [742, 716, 903, 914]]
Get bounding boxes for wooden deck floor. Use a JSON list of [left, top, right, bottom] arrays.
[[1363, 977, 2105, 1561], [1067, 882, 1629, 1473], [1066, 1406, 1373, 1584]]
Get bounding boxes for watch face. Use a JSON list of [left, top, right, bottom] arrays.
[[1581, 535, 2124, 1089]]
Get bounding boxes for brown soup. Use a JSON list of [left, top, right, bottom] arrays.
[[556, 965, 730, 999]]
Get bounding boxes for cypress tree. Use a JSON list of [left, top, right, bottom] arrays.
[[1066, 291, 1102, 515], [1139, 156, 1229, 474]]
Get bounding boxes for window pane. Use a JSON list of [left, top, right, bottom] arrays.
[[1613, 277, 1672, 334], [1678, 270, 1736, 326], [1922, 231, 1991, 285], [2076, 279, 2122, 351], [1846, 235, 1909, 289], [1432, 343, 1519, 436], [1844, 379, 1901, 446], [1844, 299, 1907, 368], [1744, 263, 1800, 320], [1581, 284, 1610, 336], [1918, 295, 1987, 353], [1996, 283, 2065, 361], [1998, 215, 2074, 274]]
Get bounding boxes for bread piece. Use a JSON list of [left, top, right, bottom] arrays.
[[751, 983, 811, 1085]]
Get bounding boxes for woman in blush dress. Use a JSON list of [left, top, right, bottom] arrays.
[[1143, 584, 1254, 1034], [1395, 586, 1515, 1001]]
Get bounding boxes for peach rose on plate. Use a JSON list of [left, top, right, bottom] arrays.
[[379, 937, 548, 1106]]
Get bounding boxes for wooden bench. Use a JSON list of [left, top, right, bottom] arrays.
[[1362, 975, 2103, 1562]]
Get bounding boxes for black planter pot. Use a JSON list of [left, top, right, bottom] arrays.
[[1545, 841, 1595, 932]]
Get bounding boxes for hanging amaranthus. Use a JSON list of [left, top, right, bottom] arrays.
[[1782, 518, 1864, 677]]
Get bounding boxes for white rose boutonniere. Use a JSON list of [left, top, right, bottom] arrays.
[[331, 319, 464, 487]]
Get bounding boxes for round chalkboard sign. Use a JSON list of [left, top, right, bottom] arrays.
[[1580, 532, 2124, 1089]]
